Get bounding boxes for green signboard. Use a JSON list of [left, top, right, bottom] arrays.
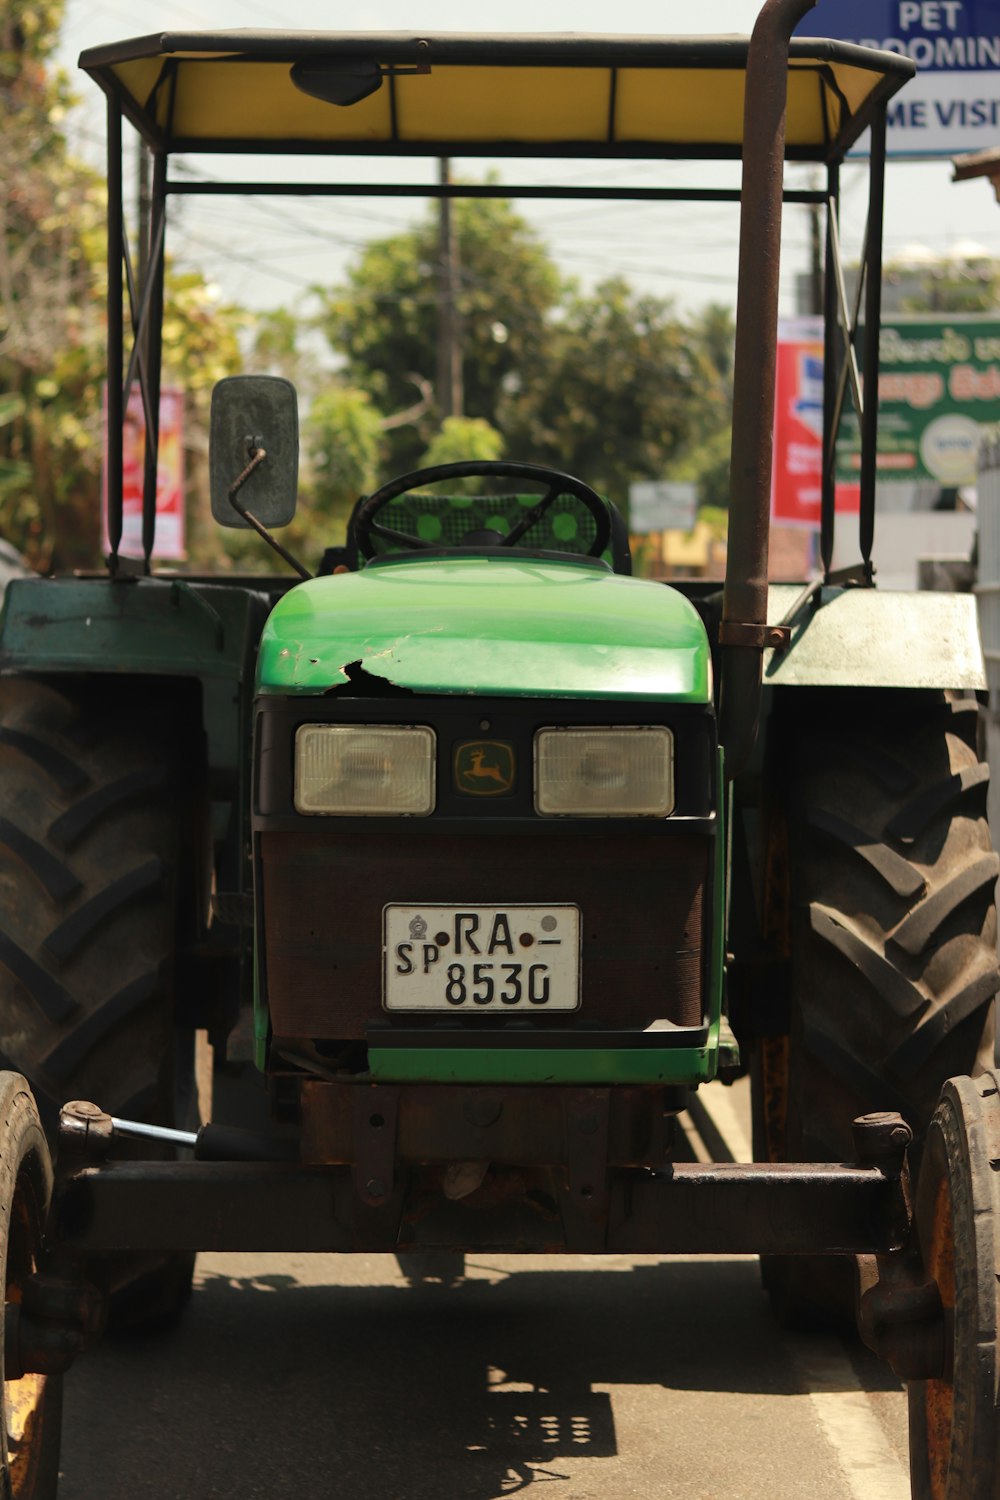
[[836, 317, 1000, 488]]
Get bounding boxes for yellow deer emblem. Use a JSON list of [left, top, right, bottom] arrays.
[[455, 741, 515, 796]]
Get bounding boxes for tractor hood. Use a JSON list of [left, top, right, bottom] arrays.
[[257, 555, 711, 703]]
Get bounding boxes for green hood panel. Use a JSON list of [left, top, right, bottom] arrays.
[[257, 556, 711, 702]]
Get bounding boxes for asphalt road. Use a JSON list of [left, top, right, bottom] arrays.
[[57, 1082, 912, 1500]]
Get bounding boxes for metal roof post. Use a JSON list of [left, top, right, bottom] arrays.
[[821, 161, 840, 579], [860, 107, 888, 583], [719, 0, 817, 777], [106, 92, 124, 575], [141, 151, 168, 571]]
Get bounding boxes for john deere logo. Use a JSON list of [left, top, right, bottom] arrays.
[[455, 741, 515, 796]]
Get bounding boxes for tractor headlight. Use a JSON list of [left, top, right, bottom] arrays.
[[294, 725, 436, 815], [534, 726, 674, 816]]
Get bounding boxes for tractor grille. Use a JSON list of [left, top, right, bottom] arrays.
[[259, 829, 708, 1040]]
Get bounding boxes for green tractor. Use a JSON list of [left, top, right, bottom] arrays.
[[0, 2, 997, 1494]]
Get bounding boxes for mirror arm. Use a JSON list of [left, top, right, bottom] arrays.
[[228, 444, 270, 503], [228, 445, 313, 581]]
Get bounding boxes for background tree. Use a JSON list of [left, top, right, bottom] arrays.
[[419, 416, 504, 470], [320, 205, 737, 528], [670, 303, 736, 510], [299, 385, 384, 546], [895, 250, 1000, 314], [163, 273, 248, 570], [499, 279, 734, 517], [0, 0, 106, 570], [315, 194, 562, 471], [0, 4, 251, 573]]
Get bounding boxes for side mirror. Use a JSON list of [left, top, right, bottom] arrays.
[[210, 375, 299, 529]]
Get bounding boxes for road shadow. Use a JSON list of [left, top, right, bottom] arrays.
[[59, 1256, 899, 1500]]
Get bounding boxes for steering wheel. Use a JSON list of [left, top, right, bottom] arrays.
[[353, 460, 612, 560]]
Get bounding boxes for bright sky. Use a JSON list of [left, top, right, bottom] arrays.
[[56, 0, 1000, 319]]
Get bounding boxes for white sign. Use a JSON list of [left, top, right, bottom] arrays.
[[811, 0, 1000, 156], [628, 481, 698, 533]]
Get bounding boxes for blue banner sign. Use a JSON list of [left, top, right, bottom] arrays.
[[808, 1, 1000, 154]]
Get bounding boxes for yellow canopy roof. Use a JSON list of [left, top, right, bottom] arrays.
[[79, 32, 913, 163]]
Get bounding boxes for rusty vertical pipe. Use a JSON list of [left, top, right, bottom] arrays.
[[720, 0, 817, 776]]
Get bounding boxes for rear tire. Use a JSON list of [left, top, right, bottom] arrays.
[[0, 676, 202, 1327], [755, 690, 999, 1326]]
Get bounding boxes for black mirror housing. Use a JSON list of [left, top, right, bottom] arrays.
[[210, 376, 299, 530]]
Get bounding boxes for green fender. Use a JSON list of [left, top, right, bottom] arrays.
[[763, 585, 985, 690]]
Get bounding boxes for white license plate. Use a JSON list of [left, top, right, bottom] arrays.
[[383, 904, 580, 1012]]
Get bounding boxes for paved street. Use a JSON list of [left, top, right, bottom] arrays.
[[57, 1082, 912, 1500], [58, 1250, 911, 1500]]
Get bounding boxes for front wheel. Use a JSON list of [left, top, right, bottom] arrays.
[[0, 1073, 62, 1499], [908, 1070, 1000, 1500], [905, 1074, 1000, 1494]]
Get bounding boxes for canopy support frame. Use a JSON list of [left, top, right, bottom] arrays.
[[819, 100, 888, 587], [105, 116, 168, 577]]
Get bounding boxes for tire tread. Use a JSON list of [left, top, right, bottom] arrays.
[[0, 676, 183, 1118], [791, 691, 999, 1153]]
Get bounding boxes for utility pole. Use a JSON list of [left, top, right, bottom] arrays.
[[436, 157, 464, 419]]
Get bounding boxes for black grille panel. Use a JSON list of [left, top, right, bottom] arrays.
[[261, 829, 708, 1039]]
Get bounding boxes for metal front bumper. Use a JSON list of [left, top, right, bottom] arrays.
[[53, 1100, 911, 1258]]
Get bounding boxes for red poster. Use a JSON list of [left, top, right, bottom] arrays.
[[772, 320, 859, 528], [103, 387, 186, 560]]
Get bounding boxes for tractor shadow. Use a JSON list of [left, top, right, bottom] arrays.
[[59, 1255, 900, 1500]]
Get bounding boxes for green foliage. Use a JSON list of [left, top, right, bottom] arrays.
[[251, 307, 322, 389], [303, 386, 383, 540], [0, 1, 107, 568], [308, 387, 382, 492], [419, 416, 504, 468], [2, 1, 65, 66], [499, 280, 734, 516], [162, 274, 245, 394], [165, 275, 254, 571], [0, 4, 252, 573], [673, 427, 733, 511], [697, 505, 729, 531], [0, 397, 31, 497], [409, 416, 505, 496], [633, 304, 734, 543]]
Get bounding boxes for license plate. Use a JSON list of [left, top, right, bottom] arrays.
[[383, 904, 580, 1012]]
